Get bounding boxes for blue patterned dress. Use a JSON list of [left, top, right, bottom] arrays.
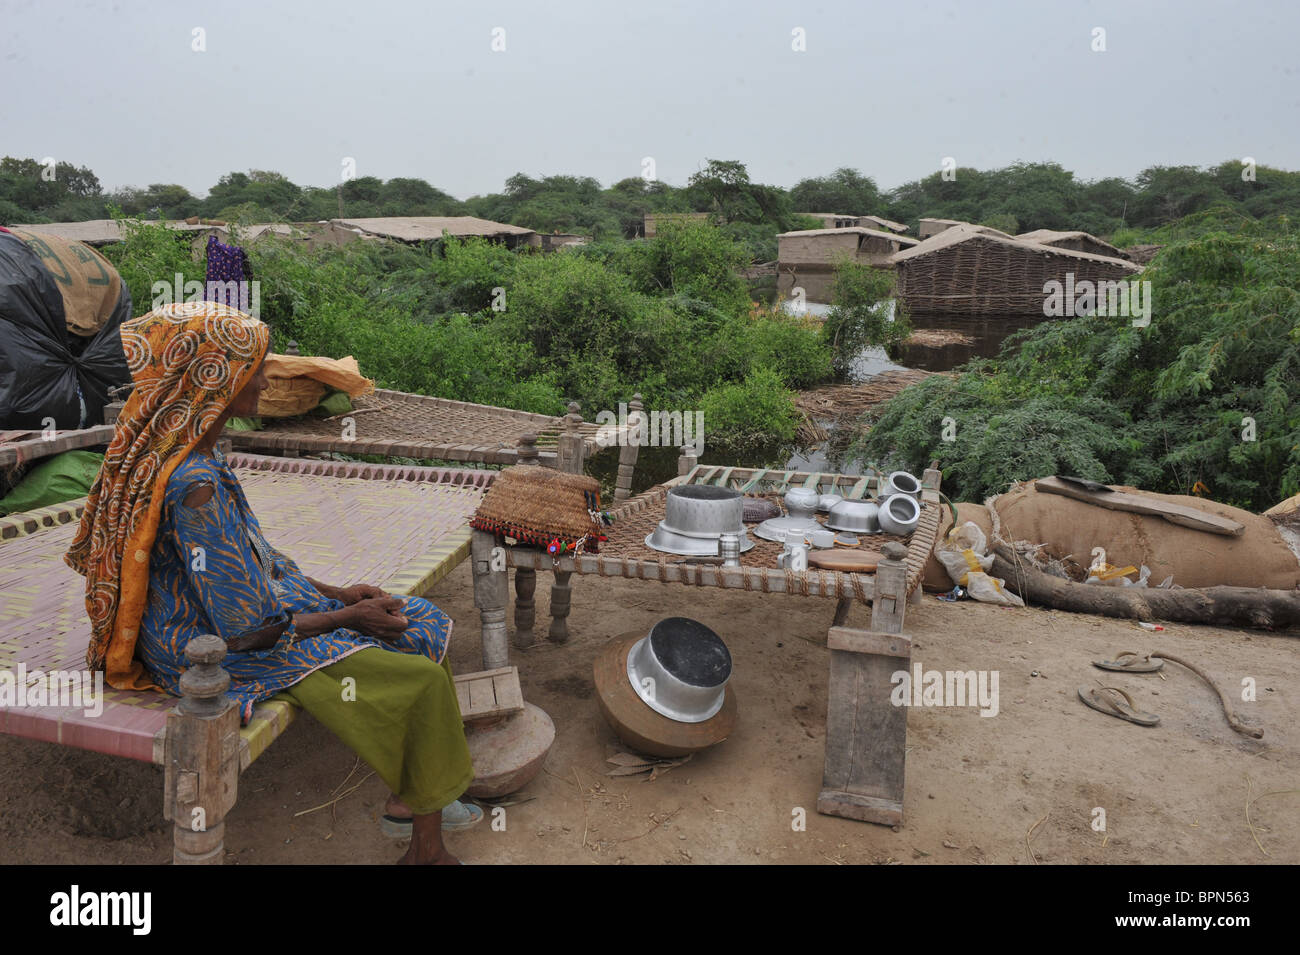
[[139, 448, 452, 723]]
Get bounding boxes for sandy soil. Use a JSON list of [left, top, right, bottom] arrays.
[[1, 563, 1295, 866]]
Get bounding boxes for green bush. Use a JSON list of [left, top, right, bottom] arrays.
[[823, 258, 909, 376]]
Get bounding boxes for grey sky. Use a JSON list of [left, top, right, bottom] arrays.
[[2, 0, 1296, 199]]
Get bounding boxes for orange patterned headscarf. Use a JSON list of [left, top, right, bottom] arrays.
[[65, 301, 270, 689]]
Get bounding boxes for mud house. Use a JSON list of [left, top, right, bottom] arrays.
[[890, 226, 1141, 315], [776, 226, 920, 304], [798, 213, 910, 233]]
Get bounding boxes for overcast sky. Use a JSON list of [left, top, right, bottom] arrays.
[[2, 0, 1296, 199]]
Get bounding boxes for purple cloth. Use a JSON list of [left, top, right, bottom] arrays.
[[204, 234, 253, 310]]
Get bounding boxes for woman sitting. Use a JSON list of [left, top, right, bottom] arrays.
[[66, 301, 477, 865]]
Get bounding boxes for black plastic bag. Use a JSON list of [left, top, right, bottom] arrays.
[[0, 230, 131, 429]]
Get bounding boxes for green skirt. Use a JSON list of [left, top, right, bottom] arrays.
[[277, 647, 474, 815]]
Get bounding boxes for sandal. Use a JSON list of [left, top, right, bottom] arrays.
[[1093, 650, 1164, 673], [1077, 684, 1160, 726], [381, 799, 484, 839]]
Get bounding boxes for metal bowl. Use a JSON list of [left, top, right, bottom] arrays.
[[825, 499, 880, 534], [817, 493, 844, 513], [877, 493, 921, 536], [626, 617, 732, 723], [883, 470, 922, 499]]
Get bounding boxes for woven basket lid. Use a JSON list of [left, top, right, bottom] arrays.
[[471, 465, 604, 551]]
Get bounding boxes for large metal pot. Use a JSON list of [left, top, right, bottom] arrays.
[[883, 470, 922, 499], [626, 617, 732, 723], [646, 485, 753, 556]]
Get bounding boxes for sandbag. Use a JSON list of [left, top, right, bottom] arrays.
[[991, 482, 1298, 591], [0, 449, 103, 515], [256, 352, 373, 418], [0, 230, 131, 429]]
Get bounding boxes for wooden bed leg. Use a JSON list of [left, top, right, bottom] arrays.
[[164, 634, 239, 865], [472, 530, 510, 669], [614, 393, 643, 502], [818, 541, 911, 826], [831, 598, 852, 627], [548, 570, 573, 644], [514, 568, 537, 648], [677, 443, 699, 477]]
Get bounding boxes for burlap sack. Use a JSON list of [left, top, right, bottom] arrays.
[[255, 353, 374, 418], [9, 229, 123, 336], [926, 482, 1299, 591]]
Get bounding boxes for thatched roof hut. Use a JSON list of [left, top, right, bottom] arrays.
[[891, 227, 1141, 315], [1016, 229, 1127, 260]]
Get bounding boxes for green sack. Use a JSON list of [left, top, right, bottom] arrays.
[[0, 450, 104, 515], [310, 389, 353, 417], [226, 415, 263, 431]]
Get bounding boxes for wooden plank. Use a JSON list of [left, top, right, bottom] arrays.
[[715, 467, 734, 487], [738, 468, 768, 493], [848, 476, 870, 500], [454, 666, 525, 723], [1034, 476, 1244, 537]]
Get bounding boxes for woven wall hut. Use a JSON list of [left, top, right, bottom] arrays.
[[890, 227, 1141, 315], [1016, 229, 1127, 260]]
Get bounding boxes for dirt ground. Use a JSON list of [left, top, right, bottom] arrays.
[[1, 562, 1295, 866]]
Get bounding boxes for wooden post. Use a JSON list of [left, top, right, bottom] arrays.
[[817, 541, 911, 826], [163, 634, 240, 865], [677, 442, 699, 477], [556, 401, 585, 475], [547, 403, 583, 643], [513, 434, 539, 649], [285, 340, 301, 356], [472, 529, 510, 669], [614, 392, 643, 502]]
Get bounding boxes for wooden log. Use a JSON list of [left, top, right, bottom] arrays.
[[163, 634, 240, 865], [818, 542, 911, 826], [990, 543, 1300, 630], [1034, 476, 1244, 537]]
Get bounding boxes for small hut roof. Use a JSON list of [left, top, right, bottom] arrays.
[[890, 226, 1140, 270], [777, 226, 920, 246], [858, 215, 909, 233], [10, 219, 220, 245], [1015, 229, 1124, 256], [332, 216, 534, 240]]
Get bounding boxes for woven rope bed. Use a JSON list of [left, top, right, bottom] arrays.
[[0, 452, 492, 766], [227, 388, 615, 465]]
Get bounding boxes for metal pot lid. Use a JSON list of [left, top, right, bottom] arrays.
[[645, 523, 755, 556], [752, 515, 824, 543], [626, 618, 731, 723]]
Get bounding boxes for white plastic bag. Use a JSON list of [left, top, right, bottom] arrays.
[[937, 522, 1024, 607]]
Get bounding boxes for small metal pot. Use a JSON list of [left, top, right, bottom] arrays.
[[877, 493, 921, 536], [883, 470, 922, 499], [817, 493, 844, 513], [783, 487, 820, 519], [825, 499, 880, 534]]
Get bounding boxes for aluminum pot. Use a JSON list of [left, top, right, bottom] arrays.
[[883, 470, 922, 499], [626, 617, 732, 723], [783, 487, 820, 519], [825, 499, 880, 534], [665, 484, 744, 534], [877, 493, 921, 536]]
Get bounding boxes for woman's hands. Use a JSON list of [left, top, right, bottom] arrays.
[[340, 597, 409, 643], [337, 583, 388, 605]]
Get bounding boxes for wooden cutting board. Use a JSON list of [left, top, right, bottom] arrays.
[[808, 550, 885, 572], [1035, 476, 1244, 537]]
